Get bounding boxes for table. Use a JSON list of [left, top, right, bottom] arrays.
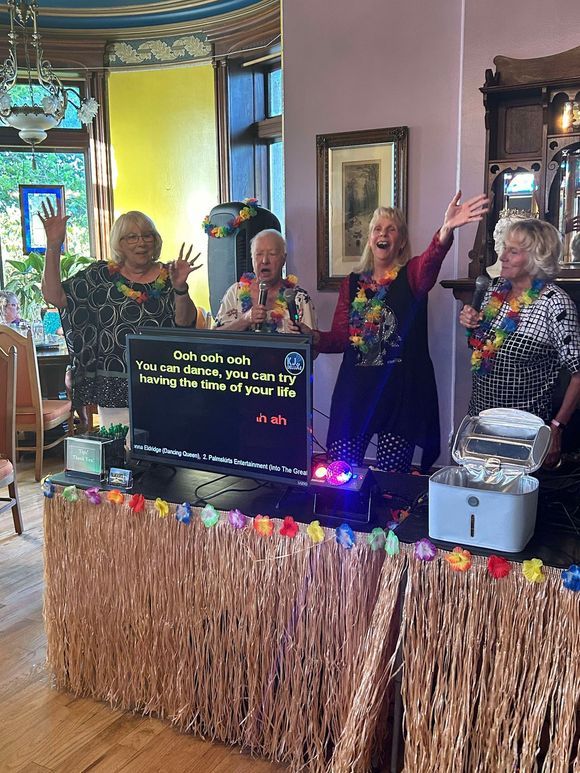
[[43, 476, 580, 773], [36, 341, 69, 399]]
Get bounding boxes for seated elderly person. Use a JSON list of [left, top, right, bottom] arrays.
[[0, 291, 24, 327], [459, 218, 580, 468], [213, 229, 317, 332]]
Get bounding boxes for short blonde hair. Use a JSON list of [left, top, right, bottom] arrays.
[[109, 211, 162, 264], [506, 219, 562, 280], [355, 207, 411, 274]]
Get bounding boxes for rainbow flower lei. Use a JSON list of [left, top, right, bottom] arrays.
[[238, 272, 299, 333], [202, 198, 259, 238], [349, 267, 400, 352], [108, 262, 169, 304], [468, 277, 545, 374]]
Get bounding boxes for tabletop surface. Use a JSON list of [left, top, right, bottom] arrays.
[[49, 459, 580, 569]]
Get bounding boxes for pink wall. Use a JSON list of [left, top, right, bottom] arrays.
[[283, 0, 580, 465], [283, 0, 465, 462]]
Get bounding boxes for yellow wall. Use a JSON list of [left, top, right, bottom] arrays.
[[108, 65, 217, 309]]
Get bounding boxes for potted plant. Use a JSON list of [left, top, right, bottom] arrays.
[[4, 250, 93, 321]]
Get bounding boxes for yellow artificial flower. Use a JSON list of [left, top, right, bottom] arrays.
[[307, 520, 325, 543], [154, 498, 170, 518], [522, 558, 545, 583]]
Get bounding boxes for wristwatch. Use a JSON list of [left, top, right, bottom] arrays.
[[550, 419, 566, 430]]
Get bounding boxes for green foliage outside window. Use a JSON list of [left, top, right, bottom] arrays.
[[5, 250, 93, 320], [0, 149, 92, 319]]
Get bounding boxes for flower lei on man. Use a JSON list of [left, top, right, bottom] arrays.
[[108, 262, 169, 304], [468, 277, 545, 374], [349, 267, 400, 352], [202, 198, 259, 238], [238, 272, 299, 332]]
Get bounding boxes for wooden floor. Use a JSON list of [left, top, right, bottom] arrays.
[[0, 449, 287, 773]]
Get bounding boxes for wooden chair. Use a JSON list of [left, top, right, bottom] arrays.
[[0, 325, 72, 482], [195, 306, 212, 329], [0, 344, 23, 533]]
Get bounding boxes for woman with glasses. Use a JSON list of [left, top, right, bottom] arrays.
[[0, 291, 24, 327], [41, 201, 201, 429]]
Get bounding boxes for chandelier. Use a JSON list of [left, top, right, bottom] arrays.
[[0, 0, 99, 147]]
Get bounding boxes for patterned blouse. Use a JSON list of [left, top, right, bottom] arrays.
[[213, 280, 317, 332], [468, 280, 580, 421], [61, 262, 178, 408]]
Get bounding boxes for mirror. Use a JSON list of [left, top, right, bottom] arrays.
[[485, 168, 540, 275], [549, 144, 580, 265]]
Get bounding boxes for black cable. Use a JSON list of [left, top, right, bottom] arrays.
[[193, 473, 230, 498], [193, 479, 267, 507]]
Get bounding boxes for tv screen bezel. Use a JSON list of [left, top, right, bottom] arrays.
[[127, 328, 314, 488]]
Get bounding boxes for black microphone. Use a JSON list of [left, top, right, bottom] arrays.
[[471, 274, 490, 312], [283, 287, 299, 325], [255, 281, 268, 332]]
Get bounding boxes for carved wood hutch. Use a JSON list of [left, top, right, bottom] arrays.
[[443, 45, 580, 307]]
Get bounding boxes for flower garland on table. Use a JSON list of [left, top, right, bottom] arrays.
[[468, 278, 545, 375], [108, 262, 169, 304], [43, 480, 580, 592], [349, 267, 400, 353], [238, 272, 299, 332], [202, 198, 259, 238]]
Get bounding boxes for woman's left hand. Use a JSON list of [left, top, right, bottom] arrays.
[[542, 427, 562, 469], [443, 191, 490, 231], [169, 244, 202, 291]]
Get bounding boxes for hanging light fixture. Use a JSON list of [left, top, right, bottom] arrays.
[[0, 0, 99, 148]]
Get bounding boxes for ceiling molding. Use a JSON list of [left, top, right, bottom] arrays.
[[0, 0, 279, 39]]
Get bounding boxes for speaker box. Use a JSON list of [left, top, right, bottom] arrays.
[[207, 203, 281, 317], [311, 468, 376, 526]]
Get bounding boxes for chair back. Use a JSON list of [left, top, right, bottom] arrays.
[[195, 306, 213, 329], [0, 325, 42, 417], [0, 344, 17, 463]]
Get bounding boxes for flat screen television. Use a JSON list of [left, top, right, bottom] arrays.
[[127, 329, 313, 488]]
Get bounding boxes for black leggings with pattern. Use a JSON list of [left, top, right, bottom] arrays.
[[328, 432, 414, 473]]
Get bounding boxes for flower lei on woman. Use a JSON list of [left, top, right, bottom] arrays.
[[238, 272, 299, 332], [107, 262, 169, 304], [349, 267, 400, 352], [468, 277, 545, 374], [202, 198, 259, 238]]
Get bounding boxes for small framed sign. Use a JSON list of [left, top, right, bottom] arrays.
[[65, 436, 109, 482], [108, 467, 133, 490]]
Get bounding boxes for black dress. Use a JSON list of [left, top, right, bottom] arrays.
[[326, 266, 440, 472]]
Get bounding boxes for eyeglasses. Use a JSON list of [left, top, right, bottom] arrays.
[[121, 232, 156, 245]]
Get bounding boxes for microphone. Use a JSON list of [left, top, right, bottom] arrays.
[[255, 281, 268, 332], [471, 274, 490, 312], [283, 288, 299, 324]]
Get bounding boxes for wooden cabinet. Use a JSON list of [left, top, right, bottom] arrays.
[[445, 45, 580, 306]]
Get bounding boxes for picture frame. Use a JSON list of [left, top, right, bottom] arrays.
[[316, 126, 408, 291], [19, 184, 66, 255]]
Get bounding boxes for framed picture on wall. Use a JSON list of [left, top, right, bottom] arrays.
[[19, 184, 66, 255], [316, 126, 408, 291]]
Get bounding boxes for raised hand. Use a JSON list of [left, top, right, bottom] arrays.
[[169, 244, 202, 291], [38, 198, 69, 251], [443, 191, 490, 231]]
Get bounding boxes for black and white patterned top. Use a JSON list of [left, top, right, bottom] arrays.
[[60, 262, 178, 409], [468, 279, 580, 421]]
